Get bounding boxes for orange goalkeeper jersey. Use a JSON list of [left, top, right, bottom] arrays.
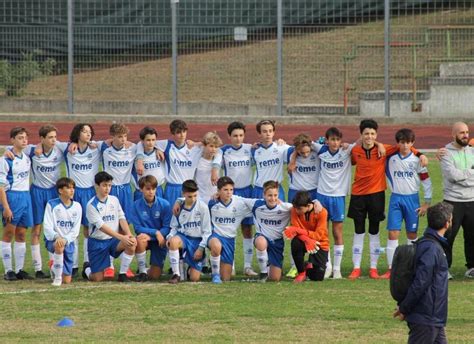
[[290, 206, 329, 251]]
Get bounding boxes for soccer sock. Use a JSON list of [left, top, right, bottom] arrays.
[[31, 244, 42, 272], [1, 241, 13, 272], [407, 237, 417, 245], [119, 253, 134, 274], [210, 255, 220, 275], [369, 233, 381, 269], [109, 255, 114, 269], [326, 248, 332, 271], [333, 245, 344, 271], [243, 238, 254, 268], [13, 242, 26, 273], [53, 253, 64, 280], [386, 239, 399, 269], [73, 238, 79, 269], [136, 251, 147, 274], [256, 249, 268, 274], [84, 266, 91, 279], [352, 233, 365, 269], [83, 238, 89, 263], [169, 249, 180, 276]]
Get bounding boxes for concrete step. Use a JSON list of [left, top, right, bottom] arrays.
[[359, 90, 431, 101], [429, 77, 474, 86], [286, 104, 359, 115]]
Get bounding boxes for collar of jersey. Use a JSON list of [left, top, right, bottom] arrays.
[[397, 152, 413, 160], [77, 145, 89, 154], [144, 149, 156, 156], [219, 198, 233, 207], [265, 202, 278, 210], [259, 142, 274, 149], [111, 144, 124, 151], [182, 201, 197, 212], [230, 144, 243, 151], [172, 141, 186, 149], [60, 199, 74, 209], [42, 145, 54, 158]]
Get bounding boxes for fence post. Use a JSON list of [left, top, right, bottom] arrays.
[[67, 0, 74, 114], [277, 0, 283, 116], [383, 0, 391, 117], [171, 0, 178, 115]]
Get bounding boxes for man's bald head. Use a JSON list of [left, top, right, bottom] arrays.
[[452, 122, 469, 147]]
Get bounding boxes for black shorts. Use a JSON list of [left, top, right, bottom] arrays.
[[348, 191, 385, 222]]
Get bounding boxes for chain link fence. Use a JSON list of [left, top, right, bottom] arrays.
[[0, 0, 472, 115]]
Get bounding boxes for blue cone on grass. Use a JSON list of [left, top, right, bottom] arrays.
[[57, 317, 74, 327]]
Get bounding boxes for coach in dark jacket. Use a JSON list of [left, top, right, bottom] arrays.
[[394, 202, 452, 344]]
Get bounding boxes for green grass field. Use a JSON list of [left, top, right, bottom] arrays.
[[0, 154, 473, 343]]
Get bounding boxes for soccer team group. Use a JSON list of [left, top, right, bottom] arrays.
[[0, 118, 433, 286]]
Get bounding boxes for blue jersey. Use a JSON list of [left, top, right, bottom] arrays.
[[208, 196, 253, 238], [221, 144, 253, 189], [43, 198, 82, 244], [129, 196, 172, 240], [0, 152, 31, 192], [101, 142, 136, 185]]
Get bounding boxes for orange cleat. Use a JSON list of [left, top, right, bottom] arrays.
[[293, 271, 307, 284], [126, 268, 135, 279], [348, 268, 361, 280], [369, 268, 380, 279], [104, 267, 115, 279], [379, 269, 391, 280]]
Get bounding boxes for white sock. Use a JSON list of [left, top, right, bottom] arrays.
[[333, 245, 344, 271], [53, 253, 64, 279], [243, 238, 254, 268], [369, 233, 381, 269], [136, 251, 147, 274], [31, 244, 42, 272], [1, 241, 12, 272], [210, 255, 220, 275], [73, 238, 79, 268], [83, 238, 89, 263], [13, 242, 26, 273], [352, 233, 365, 269], [256, 249, 268, 274], [326, 248, 332, 271], [84, 266, 91, 279], [109, 255, 114, 269], [119, 253, 134, 274], [407, 237, 417, 245], [386, 239, 399, 269], [169, 249, 180, 276]]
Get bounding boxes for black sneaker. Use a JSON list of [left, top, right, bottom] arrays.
[[168, 274, 180, 284], [259, 273, 268, 283], [201, 266, 211, 274], [82, 262, 90, 280], [72, 267, 79, 278], [135, 273, 148, 282], [35, 270, 50, 279], [117, 273, 131, 282], [4, 270, 17, 281], [16, 270, 33, 280]]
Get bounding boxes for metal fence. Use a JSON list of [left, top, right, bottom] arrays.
[[0, 0, 472, 116]]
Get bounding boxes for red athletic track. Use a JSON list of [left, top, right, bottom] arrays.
[[0, 122, 457, 149]]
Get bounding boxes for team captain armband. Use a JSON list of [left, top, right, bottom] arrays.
[[419, 172, 429, 180]]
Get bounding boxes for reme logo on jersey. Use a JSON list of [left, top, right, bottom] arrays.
[[394, 170, 414, 178], [57, 220, 74, 228], [102, 214, 115, 222], [297, 165, 317, 173], [260, 218, 282, 226], [144, 161, 161, 169], [214, 216, 236, 224], [108, 160, 129, 168], [228, 160, 250, 168], [258, 158, 280, 168], [17, 171, 29, 179], [183, 220, 201, 229], [37, 165, 56, 173], [173, 159, 192, 167], [72, 163, 92, 171], [323, 161, 343, 169]]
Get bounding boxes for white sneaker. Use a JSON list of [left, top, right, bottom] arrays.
[[244, 267, 258, 276], [464, 268, 474, 278], [332, 269, 342, 279], [51, 278, 62, 287], [324, 266, 333, 279], [447, 271, 454, 280]]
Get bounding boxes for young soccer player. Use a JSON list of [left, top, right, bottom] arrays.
[[130, 175, 172, 281], [381, 128, 432, 279], [166, 180, 211, 284], [284, 191, 329, 283], [0, 127, 33, 280], [83, 172, 137, 282], [195, 132, 223, 204], [132, 126, 166, 201], [220, 121, 258, 276], [43, 177, 82, 286]]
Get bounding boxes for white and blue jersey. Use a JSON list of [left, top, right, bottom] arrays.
[[64, 144, 102, 189], [250, 199, 292, 241], [0, 153, 31, 192], [287, 146, 320, 201], [131, 147, 166, 190], [158, 140, 203, 185], [86, 195, 126, 240], [208, 196, 253, 239], [221, 144, 253, 189], [28, 143, 67, 189], [251, 143, 290, 188], [101, 142, 136, 186], [195, 156, 218, 204], [43, 198, 82, 244]]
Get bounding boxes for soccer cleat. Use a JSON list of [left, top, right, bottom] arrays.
[[332, 269, 343, 279], [369, 268, 380, 279], [168, 274, 180, 284], [51, 278, 62, 287], [82, 262, 90, 280], [211, 274, 222, 284], [135, 273, 148, 282], [464, 268, 474, 279], [285, 266, 298, 279], [35, 270, 50, 279], [4, 270, 17, 281], [293, 271, 307, 284], [244, 267, 258, 277], [379, 269, 391, 280], [447, 271, 454, 280], [126, 268, 135, 279], [259, 272, 268, 283], [72, 267, 79, 278], [117, 273, 131, 282], [16, 270, 34, 280], [104, 267, 115, 280], [324, 266, 333, 279], [348, 268, 361, 280], [201, 266, 211, 274]]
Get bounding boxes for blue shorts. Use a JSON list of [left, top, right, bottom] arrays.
[[111, 184, 133, 220], [387, 193, 420, 232], [176, 233, 206, 272], [147, 241, 167, 268], [31, 185, 58, 226], [234, 186, 254, 225], [252, 185, 286, 201], [1, 191, 33, 228], [316, 193, 345, 222], [207, 233, 236, 265], [134, 185, 164, 202], [288, 188, 318, 203], [74, 187, 95, 226], [164, 183, 182, 208], [45, 240, 75, 276], [254, 233, 284, 269], [88, 237, 122, 273]]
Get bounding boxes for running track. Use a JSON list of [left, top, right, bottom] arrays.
[[0, 122, 457, 149]]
